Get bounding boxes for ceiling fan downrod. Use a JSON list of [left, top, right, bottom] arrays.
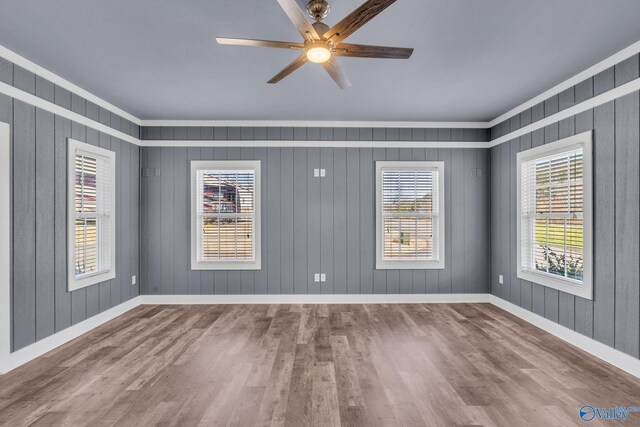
[[306, 0, 330, 22]]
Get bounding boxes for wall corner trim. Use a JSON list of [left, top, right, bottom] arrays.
[[489, 295, 640, 379]]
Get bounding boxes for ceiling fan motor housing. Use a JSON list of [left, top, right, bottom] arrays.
[[307, 0, 330, 22]]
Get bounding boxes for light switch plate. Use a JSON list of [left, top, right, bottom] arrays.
[[313, 168, 320, 177], [314, 273, 320, 282], [320, 273, 326, 282], [320, 169, 326, 177], [498, 274, 503, 284], [131, 275, 137, 285]]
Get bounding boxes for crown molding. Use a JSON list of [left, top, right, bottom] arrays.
[[488, 40, 640, 127], [143, 139, 488, 148], [0, 44, 141, 125], [140, 120, 490, 129]]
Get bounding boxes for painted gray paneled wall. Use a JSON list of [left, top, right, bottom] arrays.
[[0, 61, 141, 352], [140, 144, 490, 296], [141, 126, 490, 143], [490, 54, 640, 359]]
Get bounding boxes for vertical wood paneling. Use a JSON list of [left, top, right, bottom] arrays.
[[160, 147, 175, 295], [614, 91, 640, 358], [451, 149, 465, 293], [508, 139, 520, 305], [321, 148, 334, 294], [308, 147, 321, 293], [13, 100, 36, 350], [346, 148, 360, 295], [518, 134, 532, 311], [173, 147, 188, 295], [333, 148, 347, 294], [267, 148, 281, 294], [359, 148, 374, 294], [35, 108, 55, 340], [293, 148, 308, 294], [54, 116, 72, 331], [280, 148, 294, 294]]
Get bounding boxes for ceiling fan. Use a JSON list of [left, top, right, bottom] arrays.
[[216, 0, 414, 89]]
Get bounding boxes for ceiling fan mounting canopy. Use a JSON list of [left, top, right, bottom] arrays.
[[216, 0, 414, 89], [306, 0, 330, 22]]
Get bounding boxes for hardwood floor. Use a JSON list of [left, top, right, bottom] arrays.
[[1, 303, 639, 426]]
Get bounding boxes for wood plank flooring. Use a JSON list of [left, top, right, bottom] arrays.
[[1, 303, 639, 426]]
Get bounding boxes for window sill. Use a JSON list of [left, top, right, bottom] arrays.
[[191, 260, 262, 271], [517, 269, 592, 300], [68, 270, 116, 292], [376, 260, 445, 270]]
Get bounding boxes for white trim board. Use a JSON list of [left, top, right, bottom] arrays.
[[489, 296, 640, 380], [0, 81, 140, 146], [489, 78, 640, 147], [0, 45, 141, 125], [143, 139, 488, 149], [0, 122, 10, 371]]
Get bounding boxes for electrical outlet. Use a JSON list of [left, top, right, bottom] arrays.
[[313, 168, 320, 177], [320, 169, 326, 177], [498, 274, 503, 284], [131, 275, 137, 285], [314, 273, 320, 282], [320, 273, 326, 282]]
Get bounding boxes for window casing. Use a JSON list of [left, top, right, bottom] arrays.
[[191, 161, 261, 270], [67, 139, 116, 291], [376, 161, 445, 269], [517, 131, 593, 299]]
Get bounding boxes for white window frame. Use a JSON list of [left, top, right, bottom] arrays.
[[67, 138, 116, 291], [190, 160, 261, 270], [375, 161, 445, 270], [516, 131, 593, 300]]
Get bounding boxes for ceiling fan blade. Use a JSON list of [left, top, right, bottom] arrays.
[[216, 37, 304, 50], [268, 53, 309, 84], [334, 43, 413, 59], [323, 0, 397, 44], [276, 0, 319, 40], [322, 57, 351, 89]]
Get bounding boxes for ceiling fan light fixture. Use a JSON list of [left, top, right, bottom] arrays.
[[305, 41, 331, 63]]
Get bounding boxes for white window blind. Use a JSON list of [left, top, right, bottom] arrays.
[[68, 139, 116, 291], [191, 161, 261, 270], [376, 161, 445, 269], [517, 132, 593, 299]]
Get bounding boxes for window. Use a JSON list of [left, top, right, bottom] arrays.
[[376, 161, 445, 269], [67, 139, 116, 291], [517, 131, 593, 299], [191, 161, 261, 270]]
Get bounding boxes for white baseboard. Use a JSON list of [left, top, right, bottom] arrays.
[[3, 293, 639, 381], [0, 296, 142, 374], [489, 295, 640, 379], [139, 293, 491, 305]]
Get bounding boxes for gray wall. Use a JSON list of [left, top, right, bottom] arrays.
[[490, 54, 640, 359], [140, 142, 491, 296], [1, 58, 141, 351]]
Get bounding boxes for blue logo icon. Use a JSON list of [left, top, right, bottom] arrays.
[[579, 406, 596, 422]]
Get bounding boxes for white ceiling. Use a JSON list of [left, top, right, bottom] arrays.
[[0, 0, 639, 121]]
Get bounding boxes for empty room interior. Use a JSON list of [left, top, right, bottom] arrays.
[[1, 0, 640, 425]]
